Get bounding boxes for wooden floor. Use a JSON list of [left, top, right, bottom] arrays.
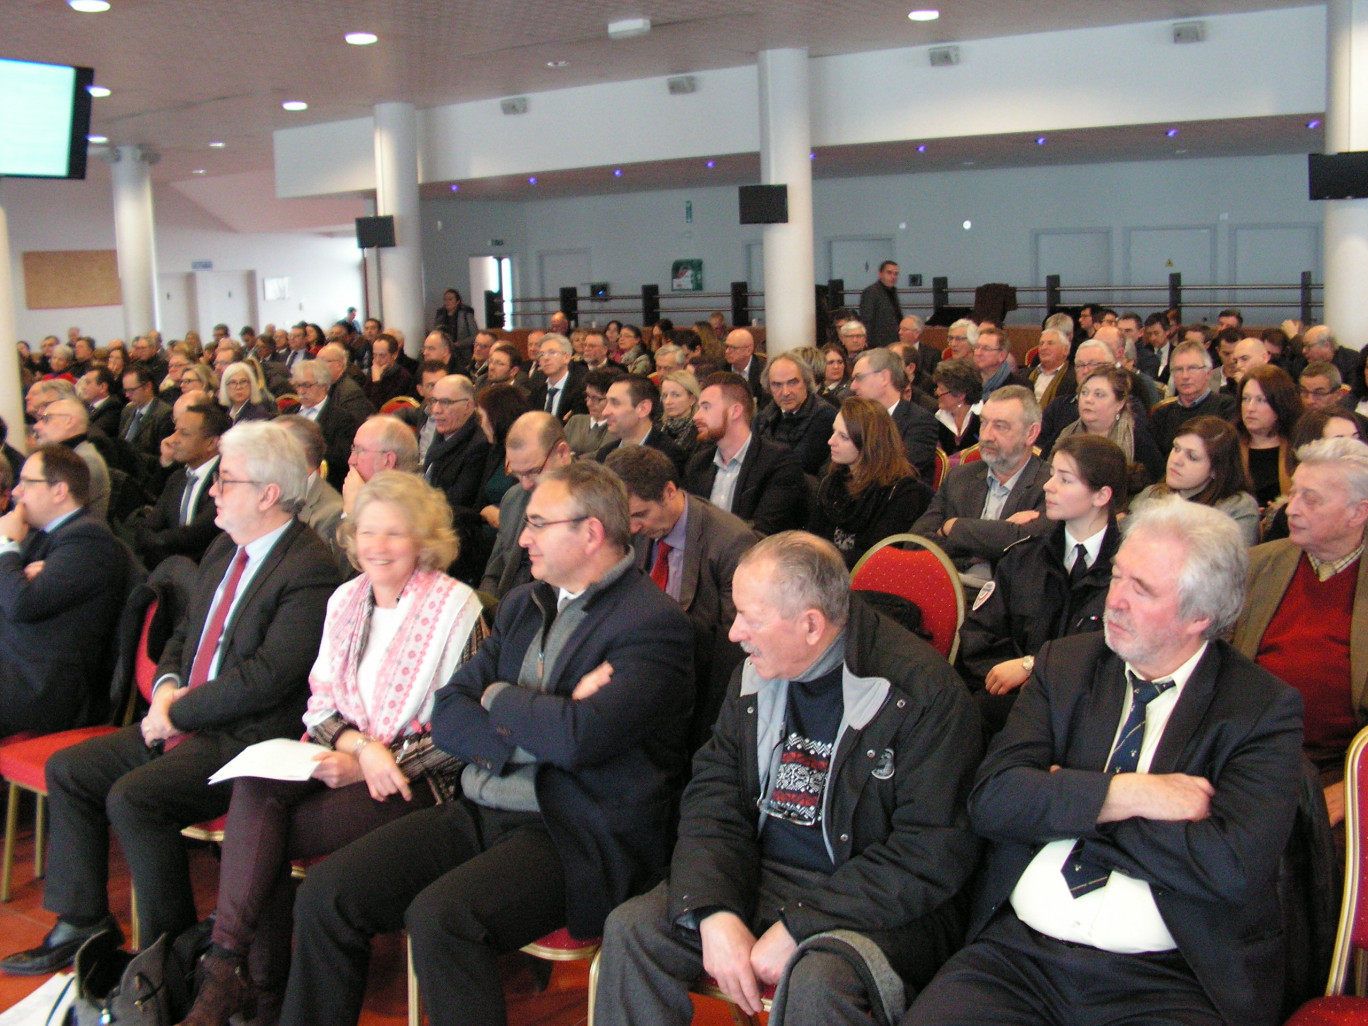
[[0, 793, 739, 1026]]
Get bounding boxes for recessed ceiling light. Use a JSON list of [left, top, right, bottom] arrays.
[[1035, 136, 1047, 145], [281, 100, 308, 111], [908, 9, 939, 21], [546, 59, 570, 68], [809, 151, 816, 160], [345, 31, 378, 45], [613, 168, 623, 177], [69, 0, 110, 12], [528, 176, 538, 185], [1166, 128, 1179, 138], [86, 134, 107, 144], [705, 160, 716, 169], [87, 85, 111, 97], [191, 169, 206, 175], [917, 144, 928, 153], [209, 141, 226, 149], [962, 220, 972, 230], [1307, 119, 1322, 129], [450, 184, 460, 192]]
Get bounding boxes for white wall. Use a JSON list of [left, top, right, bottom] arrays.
[[3, 170, 364, 344], [421, 153, 1324, 327]]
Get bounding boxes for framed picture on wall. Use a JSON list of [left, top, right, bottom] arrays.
[[671, 259, 702, 292]]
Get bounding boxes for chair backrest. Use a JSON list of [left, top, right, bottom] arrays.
[[381, 395, 420, 414], [134, 598, 161, 706], [1326, 725, 1368, 995], [932, 448, 949, 490], [1024, 345, 1039, 367], [850, 533, 965, 662], [276, 393, 299, 412], [959, 443, 983, 465]]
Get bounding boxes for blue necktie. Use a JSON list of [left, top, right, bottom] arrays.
[[1060, 672, 1175, 897]]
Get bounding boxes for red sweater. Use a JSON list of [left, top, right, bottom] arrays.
[[1257, 554, 1358, 757]]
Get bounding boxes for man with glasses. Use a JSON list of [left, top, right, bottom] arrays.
[[423, 374, 490, 518], [129, 402, 229, 569], [119, 367, 175, 463], [286, 360, 360, 492], [595, 530, 980, 1026], [2, 423, 338, 974], [529, 334, 587, 421], [342, 414, 420, 519], [33, 399, 111, 521], [284, 459, 694, 1026], [724, 328, 768, 404], [564, 368, 621, 456], [480, 411, 573, 599], [1149, 340, 1238, 455], [0, 444, 130, 737], [972, 327, 1029, 398], [1028, 328, 1074, 408], [837, 320, 871, 362], [1299, 361, 1351, 413], [850, 348, 939, 481]]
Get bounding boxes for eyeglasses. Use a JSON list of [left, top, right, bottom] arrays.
[[1299, 387, 1336, 399], [430, 397, 471, 409], [973, 344, 1003, 353], [212, 469, 262, 489], [1073, 360, 1109, 374], [850, 370, 880, 383], [521, 514, 588, 535], [36, 412, 72, 423], [350, 445, 387, 458], [17, 476, 48, 487], [946, 333, 970, 342], [508, 450, 552, 483]]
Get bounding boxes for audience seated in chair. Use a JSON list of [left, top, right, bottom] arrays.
[[1131, 415, 1260, 546], [753, 355, 838, 475], [128, 402, 229, 570]]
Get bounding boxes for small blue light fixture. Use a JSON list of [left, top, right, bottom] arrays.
[[917, 144, 927, 153], [613, 168, 623, 177], [1166, 128, 1179, 138], [1308, 119, 1322, 129], [528, 176, 538, 185], [449, 184, 459, 192], [810, 151, 816, 160], [1035, 136, 1047, 146], [705, 160, 716, 169]]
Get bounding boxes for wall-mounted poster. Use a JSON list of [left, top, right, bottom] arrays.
[[671, 259, 702, 292]]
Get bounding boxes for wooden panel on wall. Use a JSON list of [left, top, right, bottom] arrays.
[[22, 249, 122, 310]]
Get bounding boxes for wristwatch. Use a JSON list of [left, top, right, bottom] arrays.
[[350, 733, 375, 758], [1021, 655, 1035, 674]]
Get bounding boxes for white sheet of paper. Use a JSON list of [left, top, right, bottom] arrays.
[[0, 972, 75, 1026], [207, 738, 331, 785]]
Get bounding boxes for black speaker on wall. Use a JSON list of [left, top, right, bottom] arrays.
[[355, 215, 397, 248], [1308, 152, 1368, 200], [738, 184, 788, 224]]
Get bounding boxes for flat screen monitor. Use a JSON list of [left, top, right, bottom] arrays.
[[1308, 152, 1368, 200], [0, 58, 94, 179]]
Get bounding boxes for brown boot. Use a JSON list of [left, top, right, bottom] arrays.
[[177, 952, 254, 1026]]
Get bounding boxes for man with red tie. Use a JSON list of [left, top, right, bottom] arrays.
[[606, 445, 756, 748], [1, 422, 339, 975]]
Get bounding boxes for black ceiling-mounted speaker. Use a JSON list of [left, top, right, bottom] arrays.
[[356, 215, 396, 248], [738, 184, 788, 224], [1308, 152, 1368, 200]]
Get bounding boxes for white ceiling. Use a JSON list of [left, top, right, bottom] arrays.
[[0, 0, 1322, 190]]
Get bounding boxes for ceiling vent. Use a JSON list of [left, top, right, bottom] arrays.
[[1173, 21, 1206, 44], [500, 97, 529, 115], [929, 46, 959, 67]]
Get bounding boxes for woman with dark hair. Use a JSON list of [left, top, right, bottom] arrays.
[[959, 433, 1129, 732], [1132, 415, 1259, 544], [604, 320, 623, 352], [818, 343, 852, 405], [1235, 364, 1300, 507], [808, 397, 933, 568], [433, 288, 477, 342], [615, 324, 653, 375], [1259, 406, 1367, 543], [460, 383, 532, 585], [1054, 365, 1165, 485], [305, 323, 327, 350], [931, 358, 981, 456]]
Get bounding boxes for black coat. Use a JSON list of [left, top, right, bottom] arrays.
[[753, 393, 837, 475], [130, 462, 223, 569], [683, 435, 806, 536], [595, 427, 688, 479], [424, 416, 491, 514], [809, 470, 933, 569]]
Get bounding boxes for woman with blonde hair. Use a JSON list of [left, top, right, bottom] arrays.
[[809, 396, 933, 568], [218, 362, 273, 422], [658, 370, 701, 456], [176, 472, 486, 1026]]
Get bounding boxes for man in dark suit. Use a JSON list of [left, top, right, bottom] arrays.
[[286, 360, 360, 493], [129, 401, 229, 569], [724, 328, 768, 404], [593, 375, 687, 476], [527, 334, 587, 420], [753, 355, 837, 475], [908, 497, 1304, 1026], [898, 314, 941, 386], [684, 372, 806, 536], [78, 367, 125, 439], [317, 342, 375, 421], [0, 445, 132, 736], [608, 445, 757, 747], [118, 367, 175, 465], [423, 374, 490, 515], [912, 385, 1053, 579], [0, 422, 338, 973], [851, 347, 939, 481], [858, 260, 903, 349], [282, 460, 694, 1026]]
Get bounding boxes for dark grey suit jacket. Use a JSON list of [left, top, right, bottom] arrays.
[[911, 455, 1053, 569]]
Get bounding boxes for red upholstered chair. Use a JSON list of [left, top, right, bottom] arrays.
[[931, 448, 949, 491], [692, 973, 776, 1026], [381, 395, 420, 414], [1286, 726, 1368, 1025], [408, 928, 601, 1026], [275, 393, 299, 413], [850, 533, 966, 663], [0, 596, 160, 902], [1023, 345, 1039, 367], [958, 442, 983, 465]]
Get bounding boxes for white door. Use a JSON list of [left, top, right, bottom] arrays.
[[157, 273, 195, 339], [194, 270, 257, 340]]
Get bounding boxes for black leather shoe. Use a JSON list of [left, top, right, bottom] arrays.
[[0, 915, 122, 976]]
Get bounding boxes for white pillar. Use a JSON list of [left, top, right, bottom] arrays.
[[1323, 0, 1368, 341], [0, 183, 25, 437], [757, 48, 816, 355], [107, 145, 161, 339], [373, 102, 424, 358]]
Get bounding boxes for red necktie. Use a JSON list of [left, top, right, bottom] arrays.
[[166, 548, 249, 751], [650, 540, 671, 591]]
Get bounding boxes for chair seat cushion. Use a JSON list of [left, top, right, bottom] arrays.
[[695, 973, 776, 1005], [0, 727, 120, 792], [525, 927, 599, 952]]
